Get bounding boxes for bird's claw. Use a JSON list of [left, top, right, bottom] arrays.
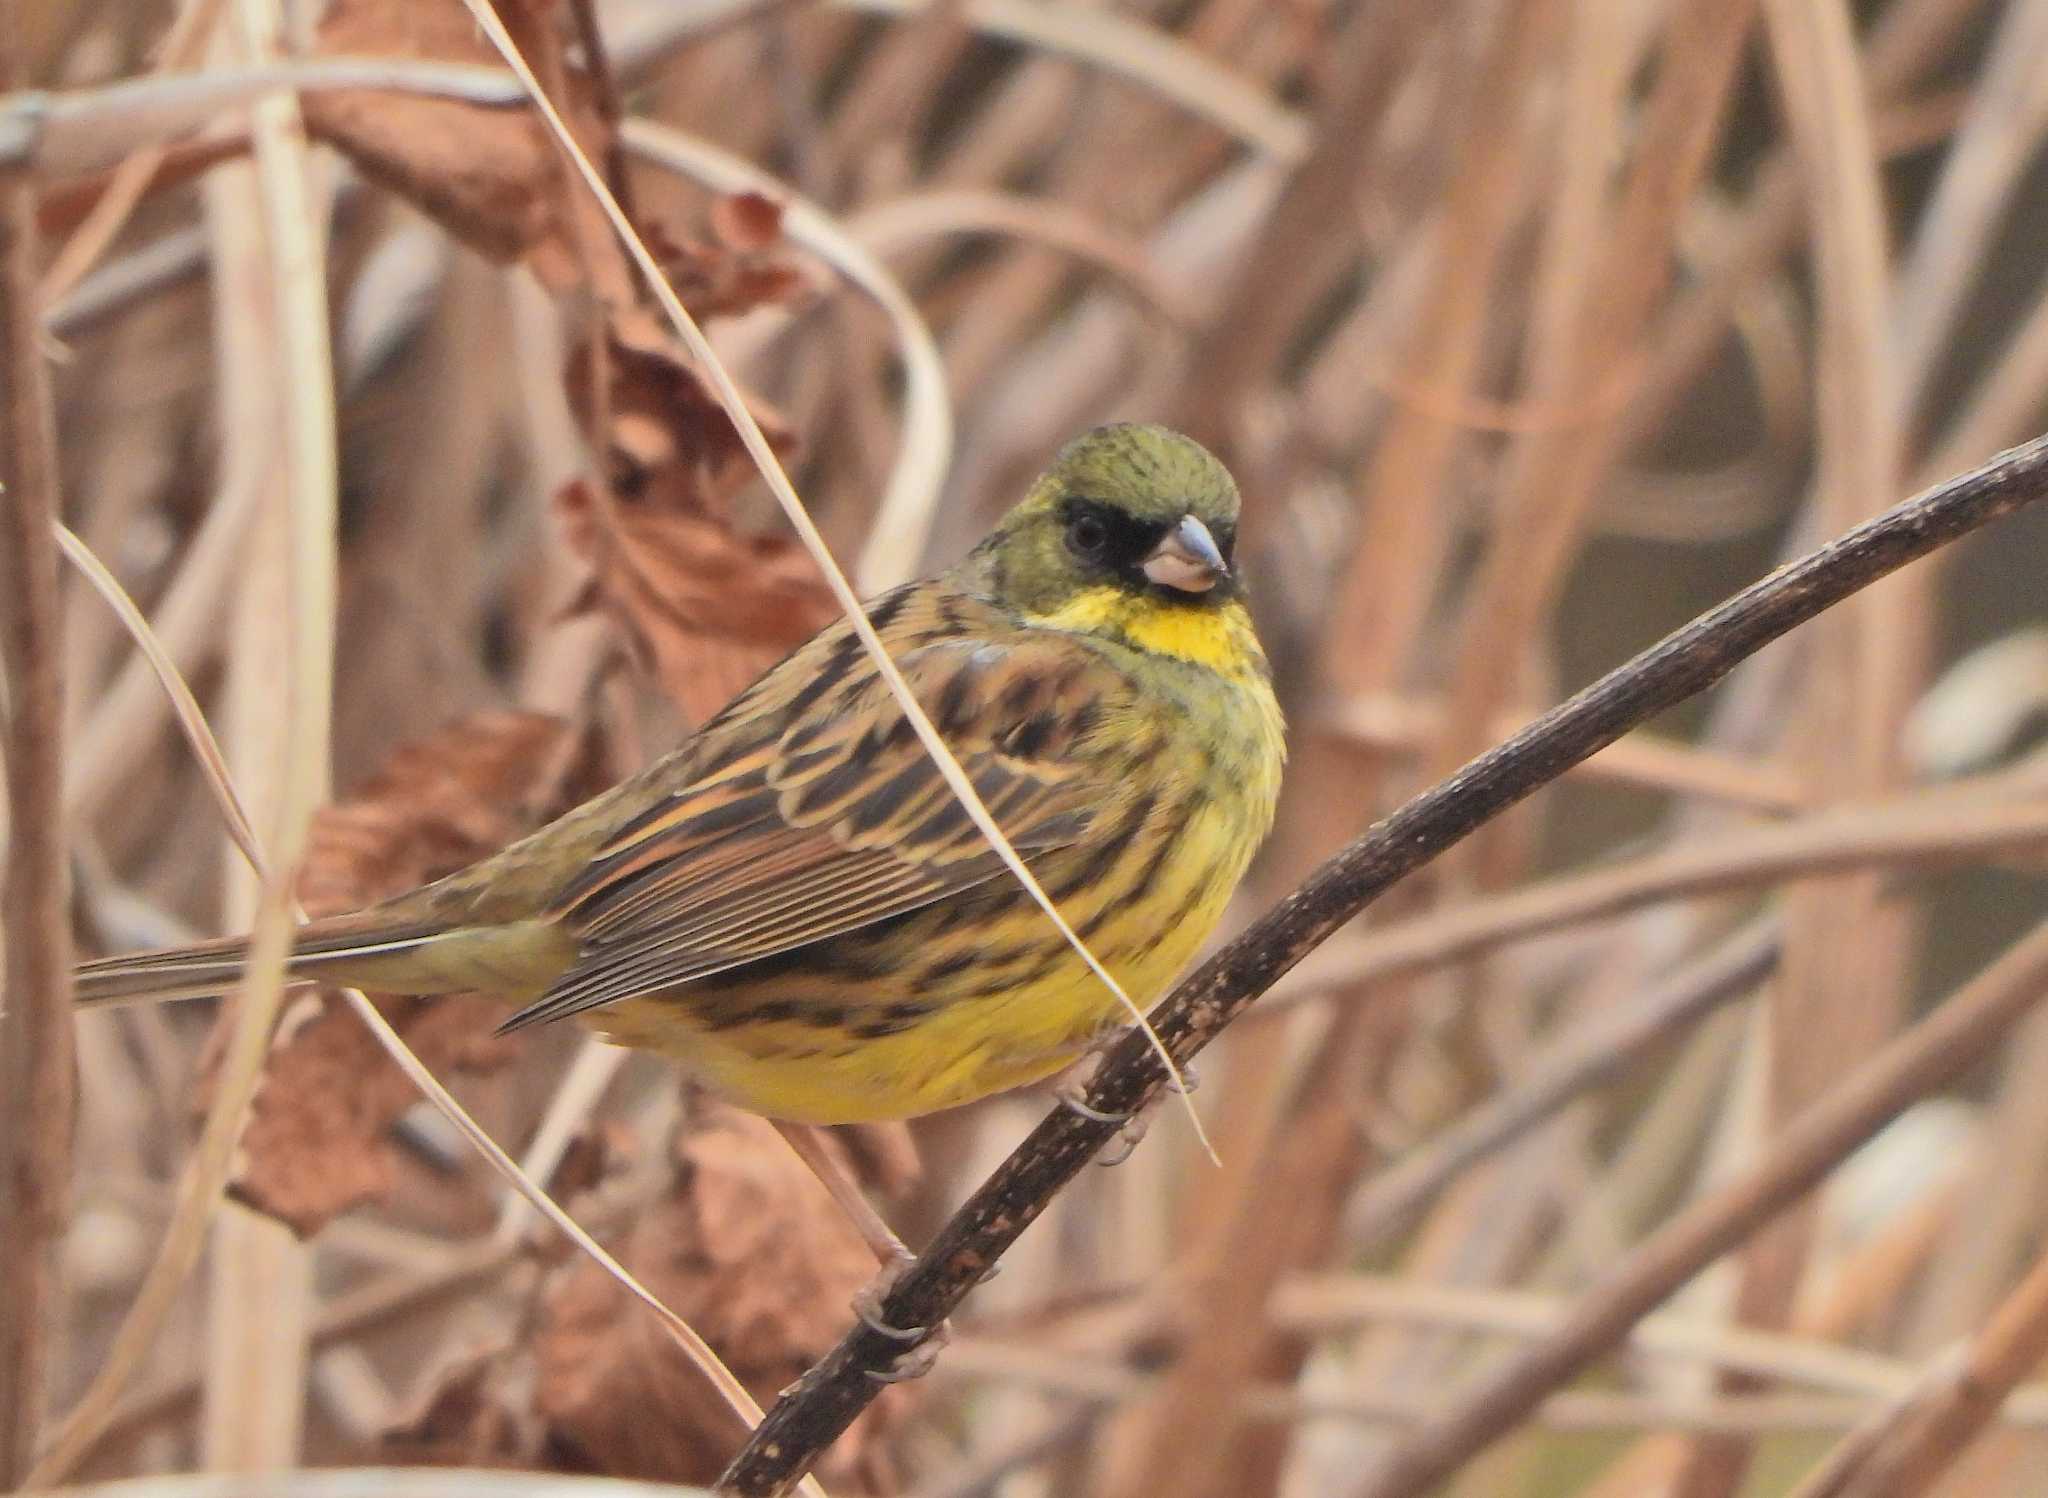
[[1055, 1075, 1134, 1126], [1055, 1075, 1172, 1165], [1096, 1112, 1149, 1166], [864, 1336, 946, 1383], [852, 1253, 950, 1382]]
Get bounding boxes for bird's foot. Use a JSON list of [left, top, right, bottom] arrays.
[[1054, 1076, 1154, 1167], [852, 1251, 950, 1383], [1054, 1074, 1132, 1125], [1098, 1112, 1149, 1167]]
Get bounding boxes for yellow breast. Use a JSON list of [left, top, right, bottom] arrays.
[[1028, 586, 1263, 676]]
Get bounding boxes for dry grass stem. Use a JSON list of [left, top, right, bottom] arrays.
[[0, 33, 76, 1483]]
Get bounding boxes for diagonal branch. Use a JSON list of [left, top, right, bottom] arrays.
[[717, 429, 2048, 1497]]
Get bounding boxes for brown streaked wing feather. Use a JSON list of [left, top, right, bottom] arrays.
[[497, 593, 1122, 1032]]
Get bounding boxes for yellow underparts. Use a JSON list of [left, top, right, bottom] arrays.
[[593, 795, 1253, 1122], [592, 803, 1245, 1123], [1027, 586, 1263, 676]]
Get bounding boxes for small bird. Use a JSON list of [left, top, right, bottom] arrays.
[[75, 424, 1286, 1124]]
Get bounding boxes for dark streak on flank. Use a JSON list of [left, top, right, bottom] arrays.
[[1079, 794, 1186, 938], [843, 998, 940, 1041], [738, 942, 891, 985], [1047, 789, 1156, 902], [916, 950, 979, 984]]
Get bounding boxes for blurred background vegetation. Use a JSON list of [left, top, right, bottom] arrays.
[[6, 0, 2048, 1495]]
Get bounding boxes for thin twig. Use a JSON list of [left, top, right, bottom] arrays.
[[715, 433, 2048, 1495], [0, 40, 76, 1485], [565, 0, 636, 216], [1, 59, 532, 176], [1272, 1275, 1970, 1404], [1782, 1352, 1969, 1498], [202, 0, 336, 1463]]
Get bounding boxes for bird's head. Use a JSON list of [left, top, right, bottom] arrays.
[[970, 423, 1242, 621]]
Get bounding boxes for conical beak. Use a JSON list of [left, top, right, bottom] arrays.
[[1141, 515, 1229, 594]]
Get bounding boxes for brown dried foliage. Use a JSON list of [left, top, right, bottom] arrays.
[[303, 0, 601, 269], [306, 0, 824, 724], [533, 1106, 910, 1492], [225, 0, 836, 1232], [555, 473, 837, 725], [379, 1107, 911, 1491], [556, 243, 833, 722]]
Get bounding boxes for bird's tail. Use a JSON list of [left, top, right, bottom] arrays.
[[74, 917, 466, 1010]]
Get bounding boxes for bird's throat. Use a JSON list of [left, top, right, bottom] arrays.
[[1030, 586, 1261, 675]]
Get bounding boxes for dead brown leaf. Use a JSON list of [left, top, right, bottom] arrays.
[[228, 992, 514, 1238], [565, 306, 802, 517], [224, 710, 616, 1236], [709, 191, 785, 252], [532, 1104, 912, 1492], [670, 195, 810, 318], [556, 474, 837, 725], [553, 303, 834, 725], [307, 0, 824, 739], [303, 0, 628, 299]]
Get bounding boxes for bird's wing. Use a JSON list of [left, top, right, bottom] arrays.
[[498, 597, 1121, 1031]]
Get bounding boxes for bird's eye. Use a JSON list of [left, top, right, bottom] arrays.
[[1065, 512, 1110, 559]]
